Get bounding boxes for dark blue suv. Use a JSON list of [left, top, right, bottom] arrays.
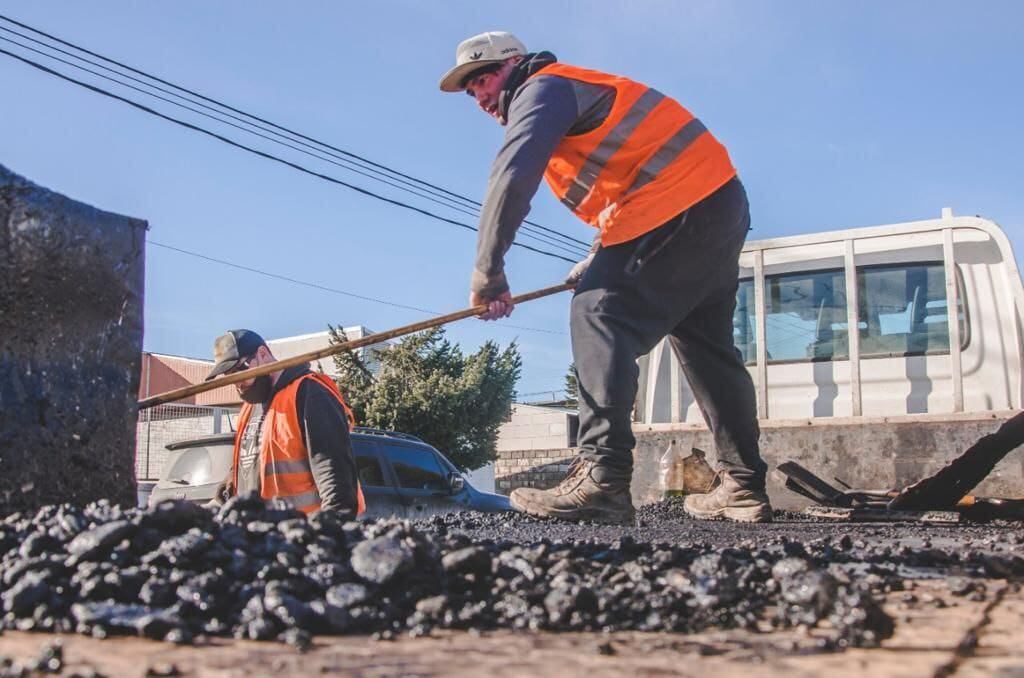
[[147, 426, 510, 517], [351, 428, 510, 518]]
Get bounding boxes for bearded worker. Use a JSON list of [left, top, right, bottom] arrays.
[[439, 31, 771, 524], [205, 329, 364, 515]]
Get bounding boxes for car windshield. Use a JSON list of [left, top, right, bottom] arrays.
[[165, 447, 214, 485]]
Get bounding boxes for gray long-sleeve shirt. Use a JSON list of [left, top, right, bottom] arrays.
[[471, 73, 616, 297], [294, 374, 359, 512]]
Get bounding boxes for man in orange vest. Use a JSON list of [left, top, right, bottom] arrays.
[[440, 32, 771, 523], [205, 329, 364, 515]]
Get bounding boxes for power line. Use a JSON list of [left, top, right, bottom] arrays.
[[149, 240, 568, 336], [516, 388, 569, 397], [150, 240, 436, 314], [0, 28, 588, 259], [0, 33, 586, 259], [0, 45, 578, 264], [0, 14, 592, 254]]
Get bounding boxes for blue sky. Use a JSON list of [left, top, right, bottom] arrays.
[[2, 1, 1021, 399]]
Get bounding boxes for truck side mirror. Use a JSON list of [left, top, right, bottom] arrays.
[[448, 473, 465, 494]]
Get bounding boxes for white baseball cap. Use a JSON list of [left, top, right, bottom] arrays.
[[438, 31, 527, 92]]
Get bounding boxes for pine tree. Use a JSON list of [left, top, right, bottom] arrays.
[[564, 362, 579, 408], [328, 326, 521, 471]]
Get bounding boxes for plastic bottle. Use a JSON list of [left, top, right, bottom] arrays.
[[659, 440, 685, 498]]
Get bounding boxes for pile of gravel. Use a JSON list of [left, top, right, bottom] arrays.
[[0, 641, 64, 677], [6, 494, 997, 651]]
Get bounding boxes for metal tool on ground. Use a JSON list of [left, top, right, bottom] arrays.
[[775, 463, 958, 522], [138, 282, 575, 410], [888, 410, 1024, 510], [775, 461, 895, 509], [776, 458, 1024, 522], [803, 505, 961, 524]]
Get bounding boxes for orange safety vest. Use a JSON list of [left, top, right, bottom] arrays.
[[232, 372, 366, 516], [530, 63, 737, 246]]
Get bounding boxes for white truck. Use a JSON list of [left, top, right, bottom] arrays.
[[632, 209, 1024, 506]]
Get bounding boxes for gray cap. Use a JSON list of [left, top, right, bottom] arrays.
[[205, 329, 265, 381]]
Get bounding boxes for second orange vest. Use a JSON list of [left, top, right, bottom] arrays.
[[232, 372, 365, 516], [530, 63, 737, 246]]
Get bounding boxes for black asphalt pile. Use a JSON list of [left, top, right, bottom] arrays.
[[2, 497, 1020, 652], [430, 500, 1024, 581], [0, 641, 64, 678]]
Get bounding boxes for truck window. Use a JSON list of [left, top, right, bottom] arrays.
[[384, 444, 448, 492], [770, 269, 848, 362], [732, 263, 967, 364], [734, 280, 756, 364], [858, 263, 968, 357], [352, 443, 386, 487], [734, 269, 849, 363]]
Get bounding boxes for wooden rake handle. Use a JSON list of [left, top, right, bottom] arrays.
[[138, 282, 574, 410]]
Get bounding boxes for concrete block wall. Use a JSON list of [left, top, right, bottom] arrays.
[[629, 412, 1023, 510], [494, 411, 1023, 508], [495, 448, 576, 494], [496, 404, 573, 453]]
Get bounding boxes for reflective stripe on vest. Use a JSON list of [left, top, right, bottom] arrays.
[[265, 458, 313, 476], [530, 63, 736, 246], [561, 88, 666, 210], [274, 490, 322, 511], [232, 372, 366, 516], [627, 118, 707, 194]]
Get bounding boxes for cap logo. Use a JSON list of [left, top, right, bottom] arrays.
[[501, 47, 519, 54], [469, 51, 483, 60]]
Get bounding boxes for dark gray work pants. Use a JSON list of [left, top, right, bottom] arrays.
[[572, 177, 768, 490]]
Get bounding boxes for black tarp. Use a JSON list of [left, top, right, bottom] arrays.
[[0, 165, 146, 513]]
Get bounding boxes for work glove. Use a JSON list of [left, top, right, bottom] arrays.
[[565, 253, 595, 285], [566, 236, 601, 285], [566, 234, 601, 285]]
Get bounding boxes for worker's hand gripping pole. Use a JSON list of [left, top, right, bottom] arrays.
[[138, 282, 574, 410]]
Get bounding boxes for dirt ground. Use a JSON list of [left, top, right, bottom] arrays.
[[2, 579, 1022, 677]]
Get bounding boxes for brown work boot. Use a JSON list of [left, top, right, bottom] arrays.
[[510, 459, 635, 525], [683, 471, 773, 523]]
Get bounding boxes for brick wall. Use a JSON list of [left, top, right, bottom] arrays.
[[495, 448, 576, 495]]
